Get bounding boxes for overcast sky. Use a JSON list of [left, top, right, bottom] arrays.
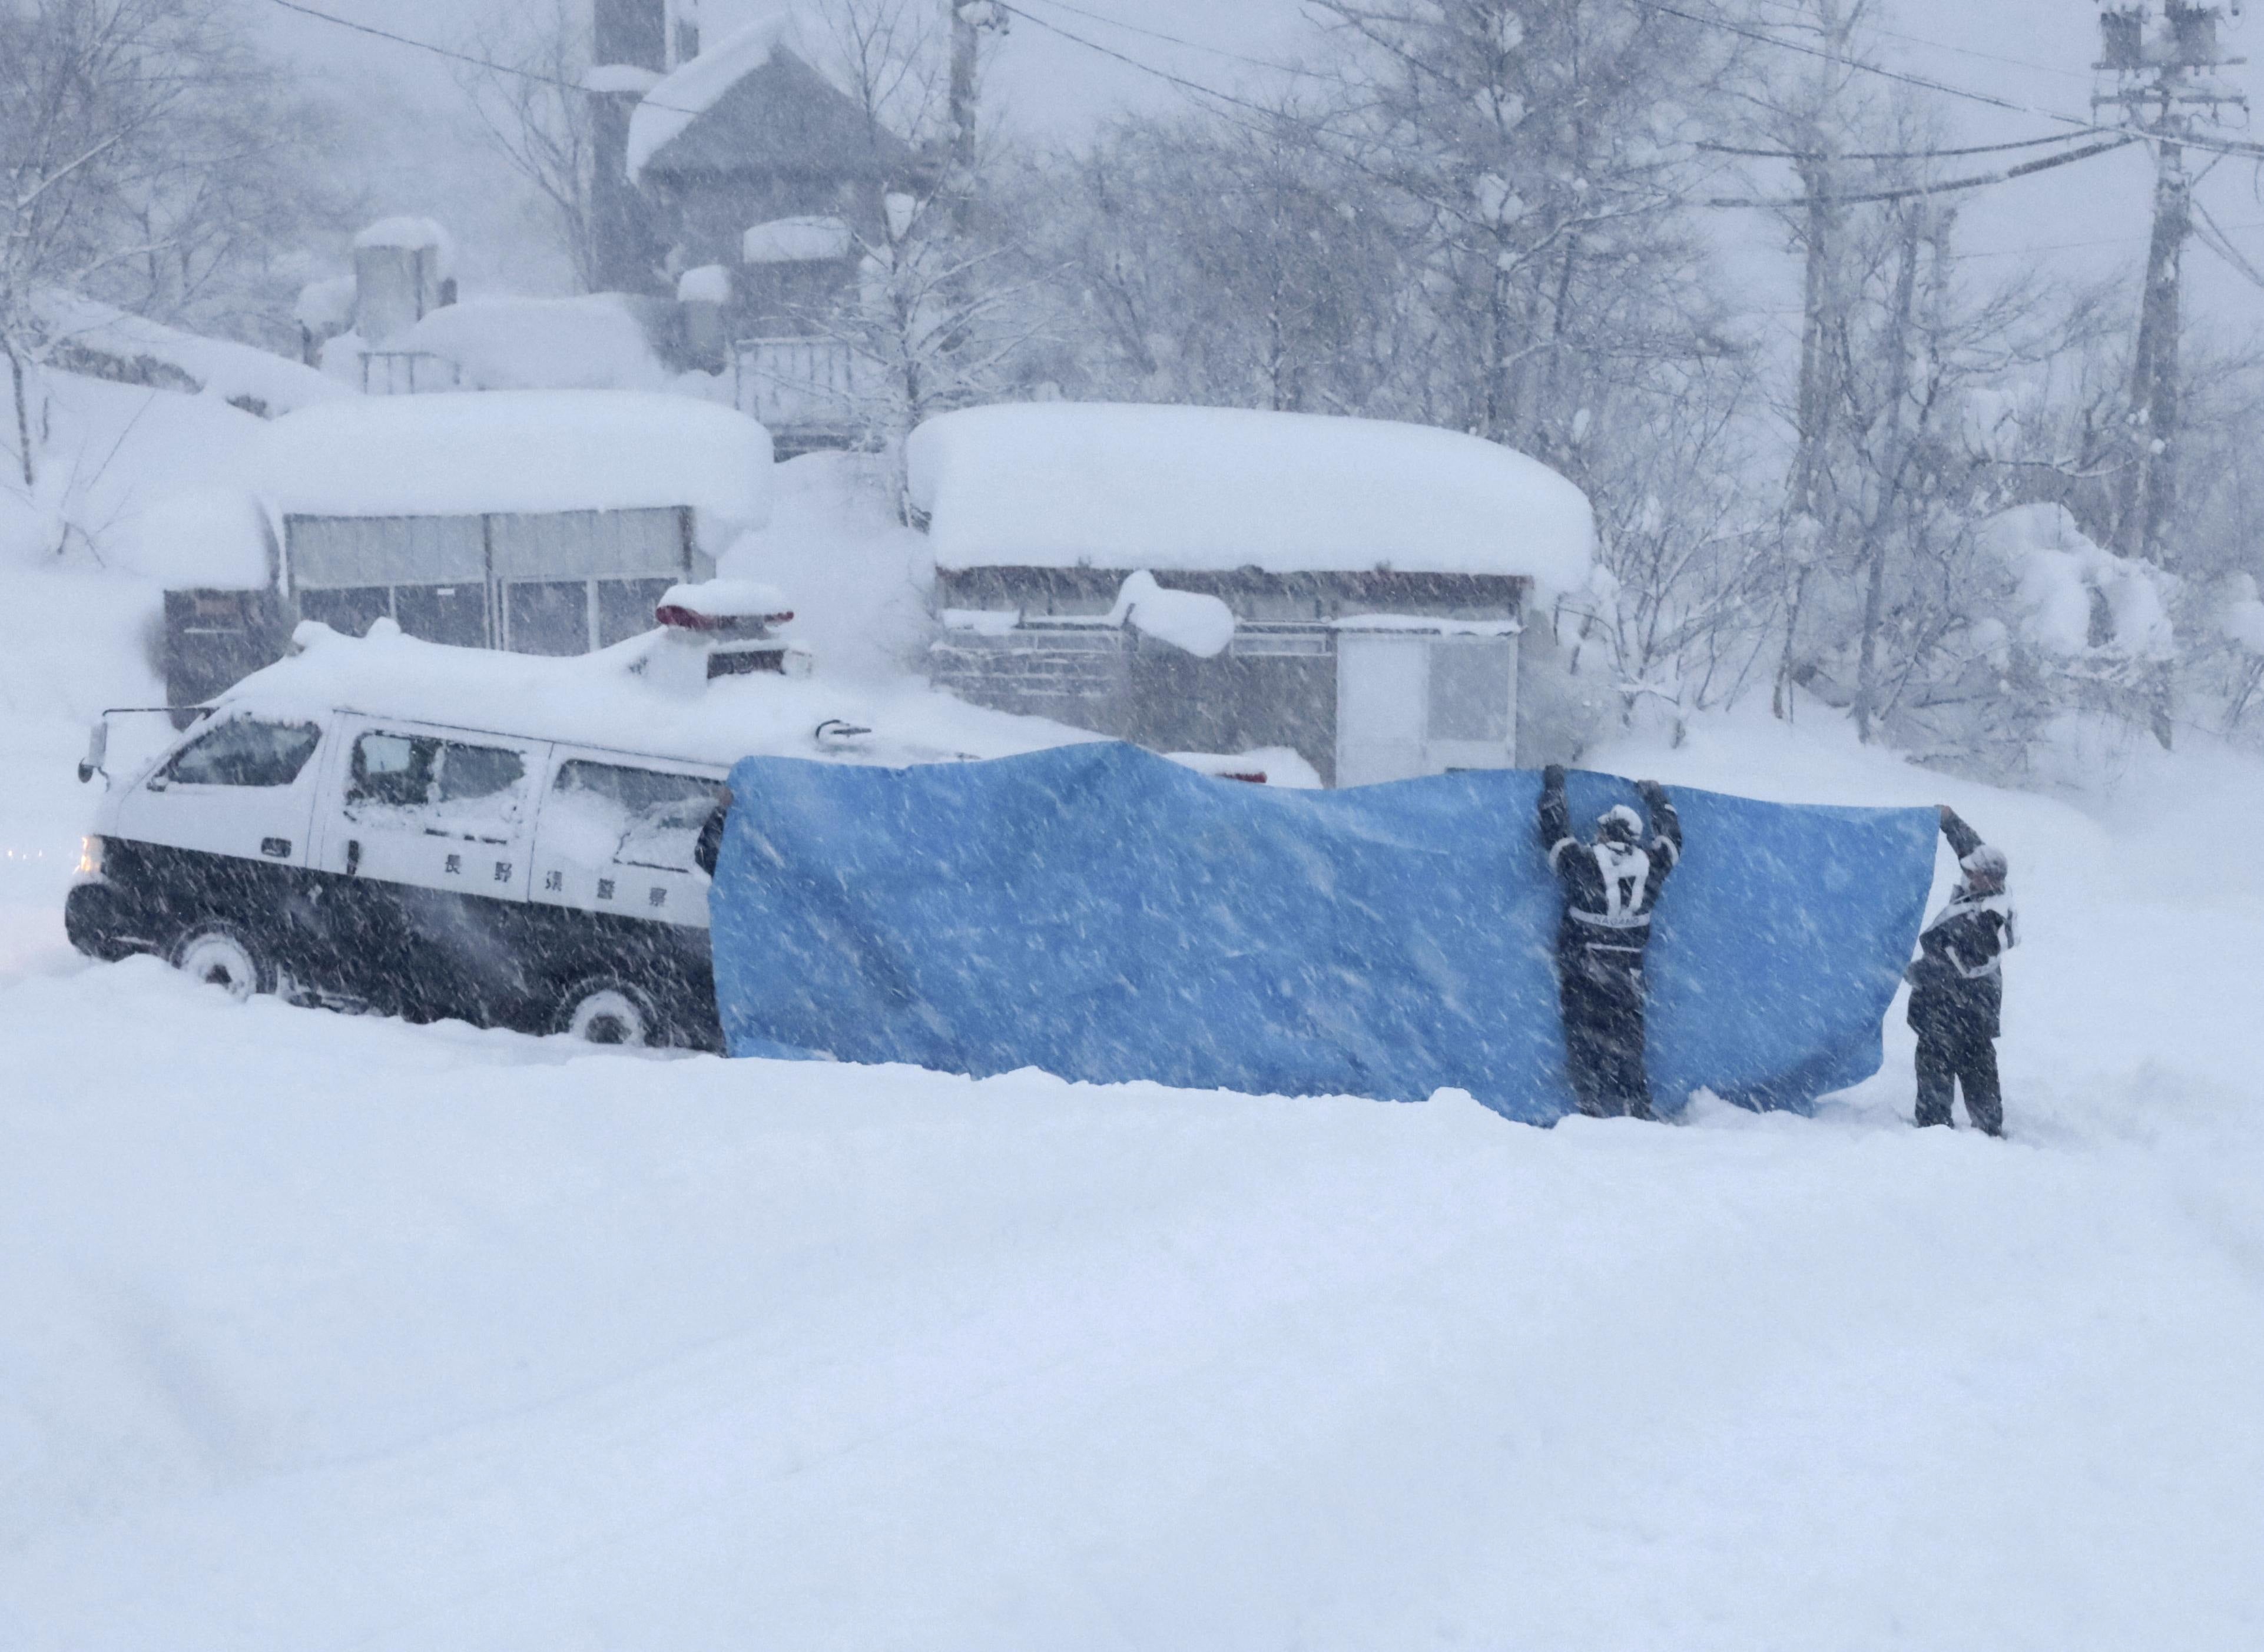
[[255, 0, 2264, 331]]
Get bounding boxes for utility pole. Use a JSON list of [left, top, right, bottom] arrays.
[[2095, 2, 2248, 566], [945, 1, 1009, 237]]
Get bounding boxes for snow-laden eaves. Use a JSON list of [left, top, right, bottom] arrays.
[[249, 391, 772, 526], [741, 216, 854, 264], [627, 9, 797, 183], [907, 403, 1595, 587]]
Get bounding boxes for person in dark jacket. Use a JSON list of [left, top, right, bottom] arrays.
[[694, 785, 732, 879], [1538, 765, 1682, 1120], [1905, 805, 2016, 1136]]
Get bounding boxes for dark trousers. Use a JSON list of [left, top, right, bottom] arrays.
[[1562, 984, 1654, 1120], [1915, 1033, 2002, 1135]]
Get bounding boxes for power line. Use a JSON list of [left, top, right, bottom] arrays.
[[1705, 134, 2139, 209], [1701, 131, 2113, 162], [1011, 0, 1326, 79], [1633, 0, 2264, 166], [260, 0, 706, 116]]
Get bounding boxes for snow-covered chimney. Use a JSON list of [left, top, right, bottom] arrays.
[[352, 218, 453, 346]]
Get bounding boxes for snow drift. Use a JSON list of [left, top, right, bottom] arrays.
[[709, 744, 1937, 1120]]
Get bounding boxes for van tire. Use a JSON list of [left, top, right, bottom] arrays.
[[169, 921, 277, 1002], [555, 977, 663, 1047]]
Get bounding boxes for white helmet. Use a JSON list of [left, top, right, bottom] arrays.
[[1596, 804, 1643, 844]]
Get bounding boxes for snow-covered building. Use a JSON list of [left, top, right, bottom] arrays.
[[597, 4, 920, 449], [150, 392, 773, 708], [910, 404, 1596, 787]]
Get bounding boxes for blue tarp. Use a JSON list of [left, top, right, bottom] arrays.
[[711, 742, 1937, 1123]]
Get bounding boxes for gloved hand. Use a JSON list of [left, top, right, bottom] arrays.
[[1635, 778, 1666, 804], [1543, 764, 1566, 787]]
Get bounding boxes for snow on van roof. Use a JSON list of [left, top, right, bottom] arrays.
[[906, 402, 1595, 586], [628, 11, 796, 183], [216, 621, 1092, 771], [249, 392, 773, 525]]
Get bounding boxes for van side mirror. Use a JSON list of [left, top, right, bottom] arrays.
[[77, 718, 108, 785]]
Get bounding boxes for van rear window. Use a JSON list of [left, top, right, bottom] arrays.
[[159, 718, 321, 788], [546, 761, 718, 871]]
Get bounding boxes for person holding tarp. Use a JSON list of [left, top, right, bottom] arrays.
[[1905, 806, 2016, 1137], [1539, 765, 1682, 1120]]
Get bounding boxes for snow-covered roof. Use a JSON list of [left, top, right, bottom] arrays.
[[293, 274, 356, 334], [628, 11, 797, 183], [907, 403, 1595, 586], [37, 291, 347, 417], [390, 297, 670, 393], [249, 391, 772, 525], [742, 215, 854, 264], [117, 485, 279, 591], [584, 62, 664, 95], [353, 215, 450, 260], [213, 620, 1089, 771]]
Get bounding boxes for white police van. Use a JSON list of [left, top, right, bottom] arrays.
[[61, 586, 901, 1049]]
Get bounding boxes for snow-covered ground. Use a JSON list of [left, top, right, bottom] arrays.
[[4, 580, 2261, 1645]]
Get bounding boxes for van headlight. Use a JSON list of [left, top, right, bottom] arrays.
[[75, 835, 104, 878]]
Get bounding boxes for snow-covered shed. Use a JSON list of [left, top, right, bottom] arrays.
[[909, 403, 1595, 787], [154, 392, 773, 708]]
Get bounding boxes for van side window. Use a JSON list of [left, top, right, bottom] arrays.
[[546, 761, 718, 871], [347, 732, 528, 842], [158, 718, 321, 788]]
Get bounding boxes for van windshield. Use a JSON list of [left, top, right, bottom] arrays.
[[158, 718, 321, 788]]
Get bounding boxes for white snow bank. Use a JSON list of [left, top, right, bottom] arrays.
[[907, 402, 1595, 585], [353, 215, 453, 273], [742, 215, 854, 264], [211, 619, 1087, 772], [2215, 573, 2264, 654], [35, 291, 347, 416], [115, 486, 277, 590], [1982, 503, 2176, 659], [718, 450, 936, 684], [628, 10, 796, 181], [1107, 570, 1235, 658], [389, 297, 670, 393], [249, 392, 771, 525], [678, 264, 731, 305]]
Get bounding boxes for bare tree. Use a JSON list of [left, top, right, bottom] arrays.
[[1, 0, 342, 489], [456, 0, 604, 293]]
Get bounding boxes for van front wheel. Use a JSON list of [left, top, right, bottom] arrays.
[[555, 978, 662, 1048], [170, 922, 277, 1002]]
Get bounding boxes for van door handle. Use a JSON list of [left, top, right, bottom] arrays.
[[345, 839, 362, 875], [260, 837, 291, 859]]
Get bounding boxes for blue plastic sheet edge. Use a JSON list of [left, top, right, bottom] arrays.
[[710, 742, 1939, 1124]]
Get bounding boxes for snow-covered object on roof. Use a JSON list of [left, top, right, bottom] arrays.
[[678, 264, 731, 305], [628, 10, 797, 183], [1107, 570, 1235, 658], [907, 403, 1595, 586], [35, 291, 347, 417], [250, 392, 771, 525], [657, 579, 793, 625], [389, 297, 670, 393], [115, 486, 278, 591], [742, 215, 854, 264], [584, 62, 664, 94], [212, 619, 1090, 772], [352, 215, 453, 273], [1982, 503, 2176, 660], [293, 275, 355, 334]]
